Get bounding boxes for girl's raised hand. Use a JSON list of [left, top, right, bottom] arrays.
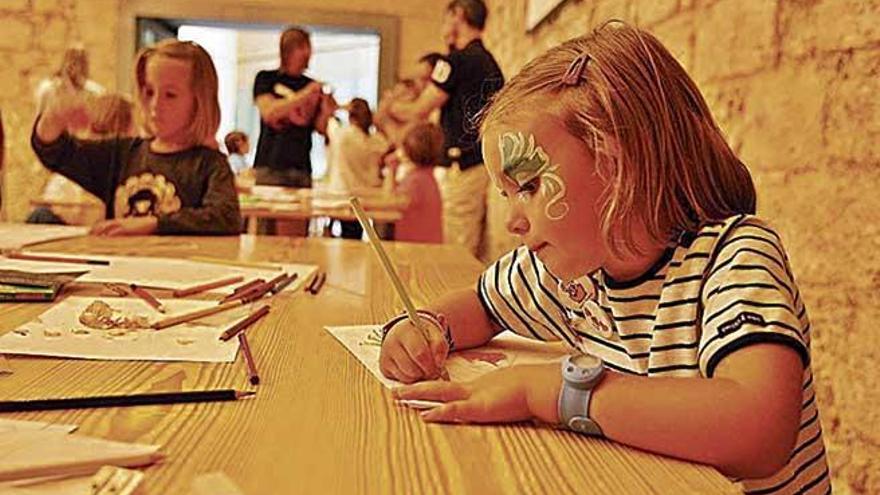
[[379, 315, 450, 383], [392, 363, 562, 424]]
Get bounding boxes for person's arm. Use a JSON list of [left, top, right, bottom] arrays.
[[32, 112, 120, 203], [313, 94, 338, 136], [155, 154, 242, 235], [255, 81, 322, 126], [399, 343, 803, 479], [388, 84, 448, 123]]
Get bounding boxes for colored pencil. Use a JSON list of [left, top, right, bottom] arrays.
[[129, 284, 166, 313], [151, 300, 245, 330], [219, 305, 270, 341], [270, 273, 298, 295], [221, 279, 265, 303], [349, 197, 449, 379], [0, 389, 255, 412], [238, 333, 260, 385], [4, 251, 109, 266], [309, 272, 327, 294], [172, 276, 244, 298]]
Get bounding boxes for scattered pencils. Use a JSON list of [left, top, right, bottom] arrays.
[[172, 276, 244, 298], [4, 251, 110, 266], [151, 300, 245, 330], [221, 279, 265, 303], [219, 305, 270, 341], [129, 284, 166, 314], [238, 333, 260, 385], [0, 389, 255, 413]]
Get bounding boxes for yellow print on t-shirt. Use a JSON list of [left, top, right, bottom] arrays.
[[113, 173, 182, 219]]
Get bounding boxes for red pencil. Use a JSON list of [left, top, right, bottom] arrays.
[[129, 284, 166, 313], [219, 305, 270, 341], [238, 333, 260, 385]]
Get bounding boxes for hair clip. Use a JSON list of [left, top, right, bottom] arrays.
[[561, 53, 591, 86]]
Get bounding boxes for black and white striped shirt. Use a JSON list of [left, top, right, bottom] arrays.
[[477, 215, 830, 494]]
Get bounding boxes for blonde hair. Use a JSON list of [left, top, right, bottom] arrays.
[[480, 22, 755, 256], [134, 40, 220, 148]]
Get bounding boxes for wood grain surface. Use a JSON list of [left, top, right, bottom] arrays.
[[0, 235, 736, 494]]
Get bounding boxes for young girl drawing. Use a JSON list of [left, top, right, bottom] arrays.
[[32, 40, 241, 236], [382, 23, 829, 494]]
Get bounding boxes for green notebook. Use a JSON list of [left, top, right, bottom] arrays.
[[0, 269, 87, 302], [0, 283, 57, 302]]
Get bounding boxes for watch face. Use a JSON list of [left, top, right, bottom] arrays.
[[571, 353, 601, 369]]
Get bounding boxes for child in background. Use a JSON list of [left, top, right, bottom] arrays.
[[28, 93, 133, 226], [383, 23, 829, 494], [32, 40, 241, 236], [393, 122, 443, 244], [224, 131, 250, 175], [326, 98, 390, 239]]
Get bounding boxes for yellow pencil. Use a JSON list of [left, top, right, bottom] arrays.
[[349, 197, 449, 380]]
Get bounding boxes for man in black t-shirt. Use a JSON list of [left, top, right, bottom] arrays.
[[253, 27, 335, 188], [389, 0, 512, 261]]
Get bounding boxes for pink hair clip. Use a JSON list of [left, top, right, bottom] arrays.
[[561, 52, 590, 86]]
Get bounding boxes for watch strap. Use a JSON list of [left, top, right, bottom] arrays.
[[559, 381, 604, 436]]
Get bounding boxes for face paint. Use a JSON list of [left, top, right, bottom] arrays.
[[498, 131, 570, 220]]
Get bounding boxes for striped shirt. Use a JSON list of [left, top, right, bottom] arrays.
[[477, 215, 830, 494]]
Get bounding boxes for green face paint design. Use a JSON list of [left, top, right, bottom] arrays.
[[498, 131, 569, 220]]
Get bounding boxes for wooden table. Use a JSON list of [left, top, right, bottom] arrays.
[[0, 235, 736, 494], [239, 185, 405, 235]]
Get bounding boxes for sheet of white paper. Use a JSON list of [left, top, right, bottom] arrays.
[[325, 326, 567, 389], [0, 224, 89, 251], [0, 297, 256, 362], [0, 419, 77, 434], [0, 430, 159, 482], [0, 253, 316, 294]]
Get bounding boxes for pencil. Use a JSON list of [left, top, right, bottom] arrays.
[[0, 389, 255, 412], [172, 276, 244, 298], [4, 251, 110, 266], [129, 284, 166, 313], [238, 333, 260, 385], [219, 304, 270, 341], [270, 273, 298, 294], [189, 256, 282, 271], [151, 300, 245, 330], [349, 197, 448, 380], [308, 272, 327, 295]]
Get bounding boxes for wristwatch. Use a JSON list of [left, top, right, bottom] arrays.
[[558, 353, 606, 436]]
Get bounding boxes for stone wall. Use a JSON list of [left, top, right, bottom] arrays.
[[0, 0, 449, 222], [484, 0, 879, 493]]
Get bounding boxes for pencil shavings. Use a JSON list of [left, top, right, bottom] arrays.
[[42, 329, 62, 338], [79, 300, 150, 331], [11, 329, 29, 337], [176, 338, 195, 346]]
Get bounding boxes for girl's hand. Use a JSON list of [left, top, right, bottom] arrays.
[[379, 315, 450, 383], [37, 91, 90, 142], [90, 216, 158, 236], [392, 363, 563, 424]]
